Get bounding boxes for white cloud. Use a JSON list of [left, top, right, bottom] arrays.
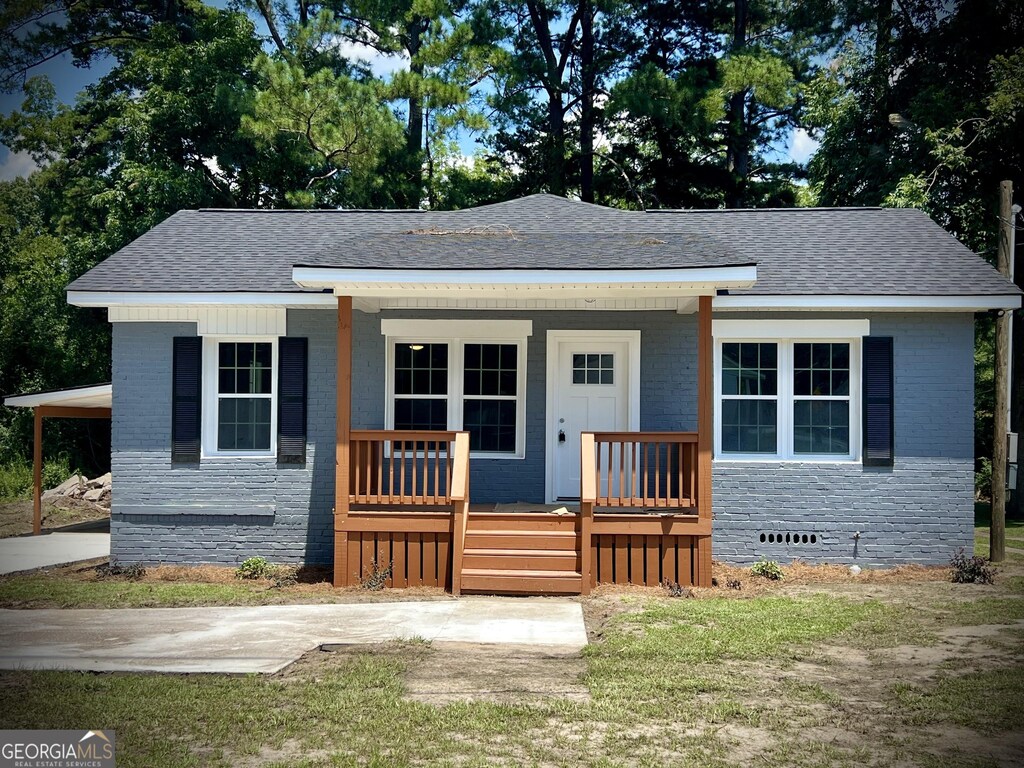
[[331, 38, 409, 78], [0, 149, 41, 181], [789, 128, 820, 164]]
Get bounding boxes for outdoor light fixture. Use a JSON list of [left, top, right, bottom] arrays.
[[409, 344, 424, 351]]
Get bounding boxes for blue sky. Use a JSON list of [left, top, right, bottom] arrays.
[[0, 4, 820, 184]]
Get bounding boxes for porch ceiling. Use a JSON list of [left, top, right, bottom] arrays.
[[291, 265, 758, 308]]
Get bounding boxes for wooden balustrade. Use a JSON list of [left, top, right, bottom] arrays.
[[587, 432, 699, 509], [349, 430, 460, 506]]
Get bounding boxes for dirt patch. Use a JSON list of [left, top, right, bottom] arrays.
[[282, 640, 589, 706], [0, 498, 109, 538]]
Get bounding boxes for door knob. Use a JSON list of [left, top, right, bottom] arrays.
[[558, 430, 566, 444]]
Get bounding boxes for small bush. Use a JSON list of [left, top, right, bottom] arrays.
[[950, 548, 995, 585], [41, 455, 74, 491], [751, 559, 784, 581], [361, 560, 392, 591], [235, 556, 275, 580], [661, 579, 692, 598], [0, 462, 32, 500], [726, 578, 742, 590], [97, 562, 146, 581]]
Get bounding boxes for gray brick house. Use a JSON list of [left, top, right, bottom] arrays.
[[20, 194, 1023, 594]]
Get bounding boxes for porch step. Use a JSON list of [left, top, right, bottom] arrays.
[[462, 548, 580, 572], [460, 568, 583, 595], [463, 530, 578, 551]]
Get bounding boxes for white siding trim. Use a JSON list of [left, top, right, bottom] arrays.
[[380, 319, 533, 339], [713, 319, 870, 339], [108, 306, 286, 336], [70, 291, 335, 307]]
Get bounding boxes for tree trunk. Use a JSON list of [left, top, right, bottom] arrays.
[[405, 18, 426, 207], [579, 0, 595, 203], [724, 0, 748, 208], [1011, 226, 1023, 518]]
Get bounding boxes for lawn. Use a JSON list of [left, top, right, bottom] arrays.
[[1, 527, 1022, 766], [1, 584, 1021, 767]]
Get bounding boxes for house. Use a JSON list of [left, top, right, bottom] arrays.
[[22, 194, 1023, 593]]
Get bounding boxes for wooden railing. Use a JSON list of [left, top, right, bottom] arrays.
[[450, 432, 470, 595], [586, 431, 699, 509], [350, 430, 460, 506]]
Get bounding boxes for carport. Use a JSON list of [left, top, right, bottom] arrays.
[[3, 384, 112, 534]]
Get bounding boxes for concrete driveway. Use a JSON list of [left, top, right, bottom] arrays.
[[0, 532, 110, 575], [0, 599, 589, 674]]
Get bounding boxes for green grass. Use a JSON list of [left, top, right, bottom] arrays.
[[0, 572, 345, 609], [893, 666, 1024, 733], [3, 577, 1024, 765]]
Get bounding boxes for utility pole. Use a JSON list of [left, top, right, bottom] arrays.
[[991, 180, 1013, 562]]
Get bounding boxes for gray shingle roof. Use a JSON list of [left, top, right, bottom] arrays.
[[66, 193, 1019, 297]]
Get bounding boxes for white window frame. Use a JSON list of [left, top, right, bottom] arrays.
[[382, 320, 531, 460], [201, 335, 278, 459], [713, 320, 867, 463]]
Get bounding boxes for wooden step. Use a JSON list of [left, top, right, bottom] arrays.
[[466, 514, 578, 532], [460, 568, 583, 595], [462, 548, 580, 571], [463, 530, 578, 550]]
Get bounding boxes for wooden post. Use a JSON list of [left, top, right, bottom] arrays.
[[32, 408, 42, 536], [992, 181, 1013, 562], [334, 296, 353, 586], [580, 432, 596, 594], [450, 432, 470, 595], [695, 295, 714, 585]]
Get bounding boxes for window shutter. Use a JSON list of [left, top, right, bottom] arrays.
[[171, 337, 202, 464], [277, 337, 308, 465], [862, 336, 894, 467]]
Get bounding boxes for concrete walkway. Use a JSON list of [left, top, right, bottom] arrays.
[[0, 599, 589, 674], [0, 532, 110, 575]]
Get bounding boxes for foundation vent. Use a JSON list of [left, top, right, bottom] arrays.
[[759, 532, 817, 545]]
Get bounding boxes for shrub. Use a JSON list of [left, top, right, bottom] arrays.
[[950, 548, 995, 585], [751, 559, 784, 581], [97, 562, 146, 581], [235, 556, 275, 580], [661, 579, 692, 598], [726, 578, 742, 590], [0, 462, 32, 500], [361, 560, 392, 590], [41, 454, 74, 491]]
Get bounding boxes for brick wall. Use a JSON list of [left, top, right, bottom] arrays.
[[110, 309, 975, 568]]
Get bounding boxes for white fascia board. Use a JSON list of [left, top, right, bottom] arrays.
[[291, 265, 757, 291], [713, 294, 1022, 312], [68, 291, 336, 307], [4, 384, 112, 409]]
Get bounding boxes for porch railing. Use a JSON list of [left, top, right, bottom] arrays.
[[350, 430, 460, 506], [585, 431, 699, 509]]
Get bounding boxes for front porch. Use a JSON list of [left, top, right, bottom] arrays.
[[331, 296, 715, 595]]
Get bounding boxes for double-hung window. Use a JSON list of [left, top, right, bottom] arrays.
[[383, 320, 530, 458], [202, 338, 277, 457], [714, 321, 865, 461]]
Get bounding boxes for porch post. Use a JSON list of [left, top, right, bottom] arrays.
[[695, 295, 713, 586], [32, 407, 42, 536], [334, 296, 353, 587]]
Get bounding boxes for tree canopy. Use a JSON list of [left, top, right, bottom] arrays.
[[0, 0, 1021, 479]]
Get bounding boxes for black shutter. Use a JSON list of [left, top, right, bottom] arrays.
[[171, 337, 202, 464], [277, 337, 308, 465], [862, 336, 894, 467]]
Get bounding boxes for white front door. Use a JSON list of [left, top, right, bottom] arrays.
[[549, 335, 636, 501]]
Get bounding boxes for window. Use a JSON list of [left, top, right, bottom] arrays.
[[463, 344, 518, 453], [382, 320, 531, 459], [720, 342, 777, 454], [393, 343, 448, 431], [202, 338, 277, 457], [713, 321, 864, 462], [793, 343, 851, 455], [572, 353, 614, 384]]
